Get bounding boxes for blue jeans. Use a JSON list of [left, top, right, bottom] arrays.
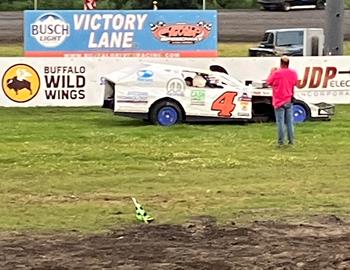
[[274, 102, 294, 145]]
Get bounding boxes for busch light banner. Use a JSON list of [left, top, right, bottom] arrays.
[[24, 10, 217, 57]]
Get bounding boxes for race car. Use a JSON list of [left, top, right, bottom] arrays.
[[102, 63, 334, 125], [102, 63, 253, 126]]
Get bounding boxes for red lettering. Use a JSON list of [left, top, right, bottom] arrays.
[[322, 67, 337, 88], [309, 67, 323, 88], [297, 67, 310, 89]]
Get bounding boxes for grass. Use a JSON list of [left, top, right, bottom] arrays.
[[0, 43, 350, 233], [0, 44, 23, 57], [2, 42, 350, 57], [0, 106, 349, 232]]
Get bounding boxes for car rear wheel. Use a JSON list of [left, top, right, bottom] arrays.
[[150, 101, 183, 126], [293, 102, 310, 123]]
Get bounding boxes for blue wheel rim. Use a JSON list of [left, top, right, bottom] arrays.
[[157, 106, 178, 126], [293, 104, 307, 123]]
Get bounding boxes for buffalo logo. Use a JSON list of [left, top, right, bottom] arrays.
[[150, 21, 212, 44], [2, 64, 40, 103]]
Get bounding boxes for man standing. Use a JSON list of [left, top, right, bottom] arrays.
[[84, 0, 96, 10], [267, 56, 298, 146]]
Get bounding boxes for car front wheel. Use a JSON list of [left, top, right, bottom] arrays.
[[293, 102, 310, 123]]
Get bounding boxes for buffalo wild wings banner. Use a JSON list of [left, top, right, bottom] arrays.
[[0, 56, 350, 107]]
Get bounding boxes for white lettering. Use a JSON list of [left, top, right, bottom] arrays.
[[136, 14, 147, 30], [122, 32, 133, 48], [73, 14, 84, 30], [112, 14, 124, 30], [102, 14, 113, 30], [91, 14, 102, 30], [88, 31, 134, 48], [98, 32, 110, 48], [84, 14, 91, 30], [88, 32, 97, 48], [73, 13, 148, 31], [124, 14, 136, 30]]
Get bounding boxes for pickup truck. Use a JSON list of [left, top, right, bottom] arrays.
[[248, 28, 324, 57], [257, 0, 326, 11]]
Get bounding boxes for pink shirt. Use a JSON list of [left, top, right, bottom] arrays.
[[267, 68, 298, 108]]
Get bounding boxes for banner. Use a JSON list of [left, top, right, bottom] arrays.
[[1, 56, 350, 107], [24, 10, 218, 57]]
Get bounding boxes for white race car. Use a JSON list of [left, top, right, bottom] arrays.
[[102, 63, 253, 126], [102, 63, 334, 125]]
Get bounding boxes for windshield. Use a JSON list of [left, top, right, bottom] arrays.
[[276, 31, 303, 46], [262, 32, 274, 45]]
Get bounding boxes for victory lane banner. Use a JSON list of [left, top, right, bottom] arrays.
[[24, 10, 218, 57]]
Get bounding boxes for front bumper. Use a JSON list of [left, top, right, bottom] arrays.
[[315, 102, 335, 117]]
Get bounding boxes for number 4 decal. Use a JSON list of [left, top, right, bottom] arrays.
[[211, 91, 238, 118]]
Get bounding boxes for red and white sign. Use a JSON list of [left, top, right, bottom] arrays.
[[84, 0, 96, 10]]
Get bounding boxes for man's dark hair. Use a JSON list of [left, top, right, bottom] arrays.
[[280, 55, 289, 68]]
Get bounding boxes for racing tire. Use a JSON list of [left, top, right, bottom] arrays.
[[282, 2, 291, 11], [150, 101, 183, 126], [293, 102, 310, 123]]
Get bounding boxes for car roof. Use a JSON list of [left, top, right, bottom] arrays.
[[142, 62, 212, 74], [265, 28, 322, 32]]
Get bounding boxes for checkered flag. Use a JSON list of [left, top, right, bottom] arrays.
[[84, 0, 96, 10]]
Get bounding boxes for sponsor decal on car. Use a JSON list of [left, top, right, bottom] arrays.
[[238, 93, 251, 111], [150, 21, 212, 44], [237, 112, 251, 117], [137, 70, 154, 81], [191, 89, 205, 105], [117, 91, 148, 103], [2, 64, 40, 103], [166, 78, 185, 96]]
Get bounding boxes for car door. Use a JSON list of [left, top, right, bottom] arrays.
[[186, 74, 252, 120]]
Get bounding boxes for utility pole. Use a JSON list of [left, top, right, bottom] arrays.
[[325, 0, 344, 55]]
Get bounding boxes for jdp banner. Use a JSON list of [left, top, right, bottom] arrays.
[[24, 10, 218, 57]]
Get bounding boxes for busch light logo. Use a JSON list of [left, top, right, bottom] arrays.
[[31, 13, 70, 48]]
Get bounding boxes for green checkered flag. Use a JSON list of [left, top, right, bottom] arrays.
[[131, 197, 154, 224]]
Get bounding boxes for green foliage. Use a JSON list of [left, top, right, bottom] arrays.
[[4, 0, 349, 10], [0, 106, 349, 232]]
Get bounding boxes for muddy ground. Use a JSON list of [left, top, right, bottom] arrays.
[[1, 215, 350, 270]]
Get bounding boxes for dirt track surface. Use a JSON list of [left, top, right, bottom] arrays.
[[1, 215, 350, 270], [1, 10, 350, 43]]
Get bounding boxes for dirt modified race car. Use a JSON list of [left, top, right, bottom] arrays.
[[102, 63, 334, 126]]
